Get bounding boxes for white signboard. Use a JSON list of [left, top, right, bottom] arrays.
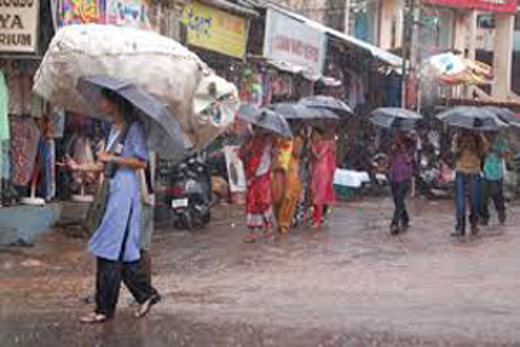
[[263, 8, 326, 76], [224, 145, 246, 193], [0, 0, 39, 53]]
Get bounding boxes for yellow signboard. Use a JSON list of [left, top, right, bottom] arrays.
[[183, 1, 248, 59]]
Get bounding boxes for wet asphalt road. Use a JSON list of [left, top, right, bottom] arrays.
[[1, 197, 520, 346]]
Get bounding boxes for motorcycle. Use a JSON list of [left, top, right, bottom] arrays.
[[167, 152, 212, 230]]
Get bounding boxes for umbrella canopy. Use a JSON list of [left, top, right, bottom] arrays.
[[483, 106, 520, 128], [238, 104, 292, 137], [298, 96, 353, 118], [77, 75, 188, 162], [271, 103, 340, 121], [437, 106, 509, 131], [369, 107, 422, 129]]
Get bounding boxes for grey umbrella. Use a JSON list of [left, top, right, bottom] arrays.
[[238, 104, 292, 137], [437, 106, 509, 131], [298, 96, 353, 118], [483, 106, 520, 128], [77, 75, 188, 162], [271, 103, 340, 121], [369, 107, 422, 129]]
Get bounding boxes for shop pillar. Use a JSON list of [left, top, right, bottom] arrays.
[[453, 9, 477, 60], [492, 13, 514, 100], [378, 0, 394, 50], [343, 0, 351, 35], [378, 0, 404, 50]]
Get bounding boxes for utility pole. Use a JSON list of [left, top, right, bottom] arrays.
[[401, 0, 420, 109]]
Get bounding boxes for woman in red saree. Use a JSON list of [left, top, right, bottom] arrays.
[[239, 129, 275, 242], [310, 127, 336, 229]]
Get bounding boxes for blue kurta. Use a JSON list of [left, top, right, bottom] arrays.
[[89, 122, 148, 262]]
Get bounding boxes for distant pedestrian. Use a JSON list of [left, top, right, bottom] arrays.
[[276, 125, 304, 234], [389, 131, 417, 235], [240, 127, 275, 243], [452, 129, 488, 237], [480, 132, 509, 225], [271, 136, 293, 233], [310, 126, 336, 229]]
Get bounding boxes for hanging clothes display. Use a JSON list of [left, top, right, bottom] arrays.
[[0, 70, 9, 202], [47, 107, 65, 139], [10, 117, 41, 186], [41, 138, 56, 201]]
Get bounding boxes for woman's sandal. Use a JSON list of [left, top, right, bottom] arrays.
[[135, 294, 161, 319], [80, 312, 108, 324], [243, 230, 258, 243]]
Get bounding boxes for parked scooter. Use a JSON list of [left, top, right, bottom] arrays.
[[167, 152, 212, 230]]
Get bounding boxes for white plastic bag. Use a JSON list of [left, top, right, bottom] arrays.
[[33, 24, 239, 150]]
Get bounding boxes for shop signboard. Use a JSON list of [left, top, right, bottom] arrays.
[[423, 0, 516, 13], [0, 0, 40, 53], [182, 1, 249, 59], [263, 8, 326, 76], [60, 0, 103, 26], [105, 0, 151, 30]]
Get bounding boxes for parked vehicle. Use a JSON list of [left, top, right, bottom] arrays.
[[164, 152, 212, 230]]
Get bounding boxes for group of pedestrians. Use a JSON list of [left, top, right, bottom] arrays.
[[70, 91, 511, 323], [239, 122, 337, 243], [452, 129, 509, 237], [386, 128, 509, 237]]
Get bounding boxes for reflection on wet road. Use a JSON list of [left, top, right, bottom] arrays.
[[1, 198, 519, 346]]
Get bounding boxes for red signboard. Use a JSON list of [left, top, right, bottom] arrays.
[[424, 0, 516, 13]]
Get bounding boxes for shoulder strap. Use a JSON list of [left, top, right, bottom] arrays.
[[104, 122, 134, 178]]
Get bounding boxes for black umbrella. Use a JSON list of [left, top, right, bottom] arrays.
[[369, 107, 422, 129], [238, 104, 292, 137], [271, 103, 340, 121], [436, 106, 509, 131], [483, 106, 520, 128], [298, 95, 353, 118], [77, 75, 188, 161]]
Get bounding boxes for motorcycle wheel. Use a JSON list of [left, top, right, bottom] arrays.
[[173, 213, 193, 230]]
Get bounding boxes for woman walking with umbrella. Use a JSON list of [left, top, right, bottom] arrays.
[[74, 89, 161, 323], [240, 126, 276, 242], [69, 75, 187, 324], [310, 122, 336, 229], [237, 104, 292, 242]]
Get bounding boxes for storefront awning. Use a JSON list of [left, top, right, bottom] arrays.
[[265, 4, 404, 69], [201, 0, 259, 17]]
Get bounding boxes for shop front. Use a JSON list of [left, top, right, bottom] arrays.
[[0, 0, 61, 244]]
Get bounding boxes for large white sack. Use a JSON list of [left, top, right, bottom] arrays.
[[33, 24, 238, 151]]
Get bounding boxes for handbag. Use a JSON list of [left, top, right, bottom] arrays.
[[83, 124, 132, 233]]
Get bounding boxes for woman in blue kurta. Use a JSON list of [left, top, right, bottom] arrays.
[[72, 90, 160, 324]]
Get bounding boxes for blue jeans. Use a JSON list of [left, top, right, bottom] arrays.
[[455, 173, 481, 230]]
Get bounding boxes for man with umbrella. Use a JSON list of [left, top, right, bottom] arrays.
[[452, 129, 488, 237]]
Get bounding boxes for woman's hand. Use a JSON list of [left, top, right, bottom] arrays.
[[97, 151, 115, 163]]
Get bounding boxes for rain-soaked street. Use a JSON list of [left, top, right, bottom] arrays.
[[1, 197, 520, 347]]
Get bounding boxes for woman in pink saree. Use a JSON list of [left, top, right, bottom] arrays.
[[310, 128, 336, 228]]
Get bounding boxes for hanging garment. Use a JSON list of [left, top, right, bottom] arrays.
[[42, 138, 56, 201], [1, 140, 9, 180], [47, 107, 65, 138], [10, 117, 41, 186], [0, 70, 10, 141]]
